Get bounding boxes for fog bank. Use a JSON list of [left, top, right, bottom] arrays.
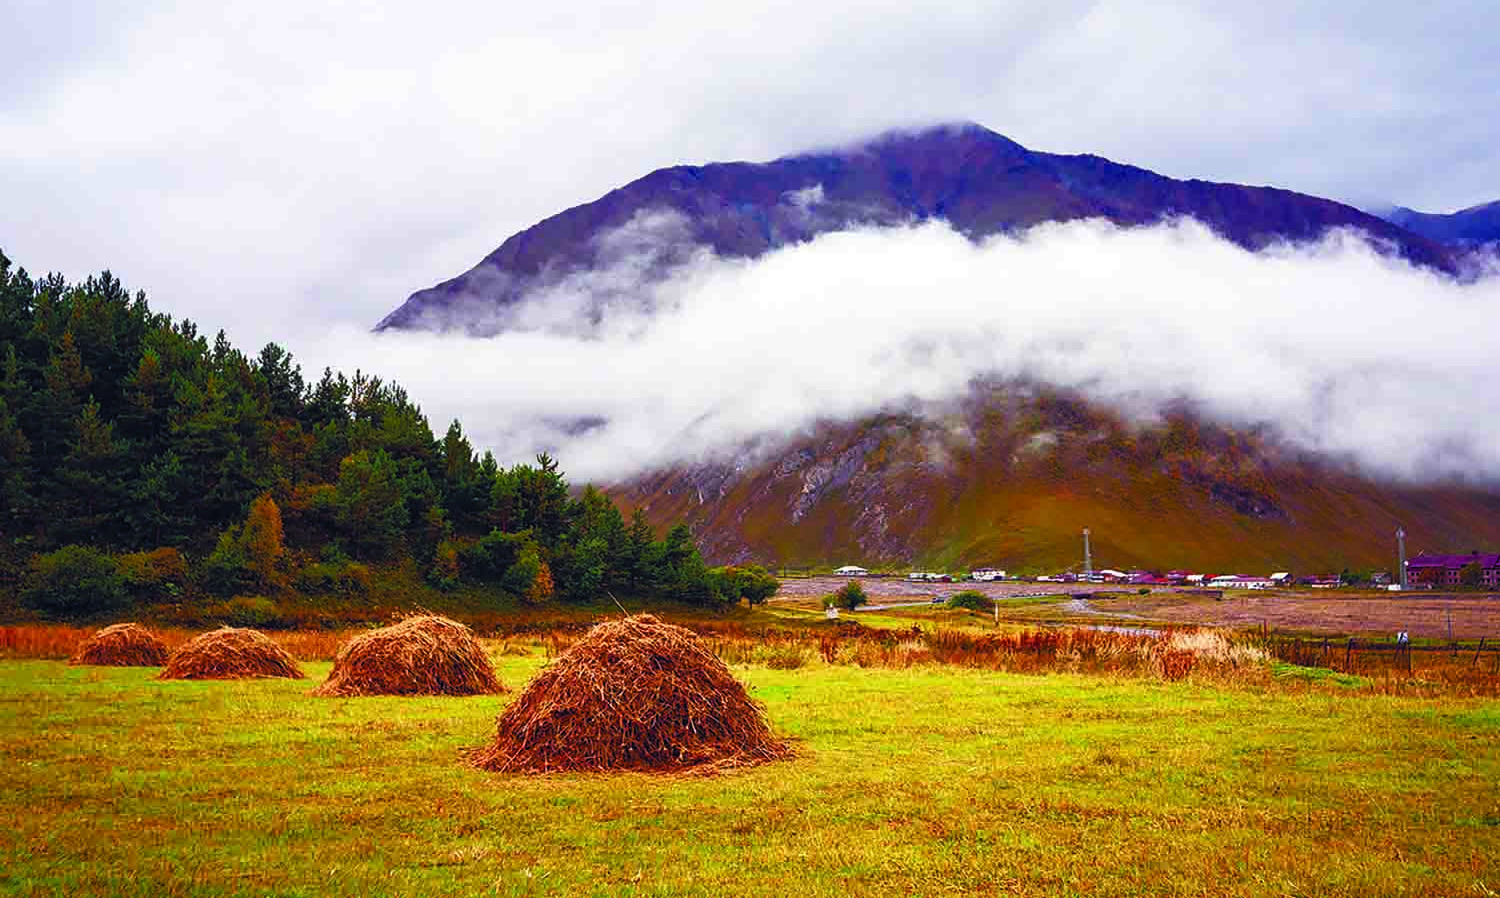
[[291, 218, 1500, 483]]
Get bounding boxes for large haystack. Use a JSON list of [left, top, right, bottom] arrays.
[[312, 615, 503, 697], [157, 627, 305, 680], [70, 623, 169, 667], [472, 614, 790, 774]]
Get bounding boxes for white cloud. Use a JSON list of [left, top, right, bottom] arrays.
[[287, 218, 1500, 484], [2, 1, 1496, 354]]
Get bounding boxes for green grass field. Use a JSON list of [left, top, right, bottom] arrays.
[[2, 652, 1497, 896]]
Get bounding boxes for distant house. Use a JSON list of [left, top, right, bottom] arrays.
[[1209, 574, 1275, 589], [970, 568, 1006, 582], [1097, 569, 1128, 583], [1406, 552, 1500, 588], [1297, 575, 1341, 589], [1270, 572, 1293, 586], [834, 565, 869, 577]]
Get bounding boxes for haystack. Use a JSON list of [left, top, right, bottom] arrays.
[[70, 623, 169, 667], [312, 615, 503, 697], [472, 614, 790, 774], [157, 627, 305, 680]]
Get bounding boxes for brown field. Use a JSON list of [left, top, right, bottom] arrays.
[[1091, 589, 1500, 639], [775, 575, 1500, 639]]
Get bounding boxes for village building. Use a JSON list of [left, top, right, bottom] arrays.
[[1296, 575, 1341, 589], [1405, 552, 1500, 588], [833, 565, 869, 577], [1208, 574, 1276, 589]]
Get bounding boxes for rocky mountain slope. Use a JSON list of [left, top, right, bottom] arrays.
[[378, 123, 1460, 333], [611, 386, 1500, 573]]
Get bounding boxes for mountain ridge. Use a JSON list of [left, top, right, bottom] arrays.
[[1379, 200, 1500, 248], [378, 122, 1462, 333]]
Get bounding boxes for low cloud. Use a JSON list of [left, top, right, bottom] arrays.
[[290, 218, 1500, 484]]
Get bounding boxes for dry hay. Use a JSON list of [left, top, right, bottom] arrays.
[[157, 626, 305, 680], [69, 623, 169, 667], [473, 614, 790, 774], [311, 615, 504, 697]]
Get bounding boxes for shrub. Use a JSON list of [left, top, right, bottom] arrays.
[[946, 590, 991, 612], [117, 547, 189, 599], [198, 526, 252, 595], [427, 540, 461, 591], [218, 595, 280, 628], [825, 580, 868, 611], [21, 546, 129, 616], [712, 565, 780, 606], [293, 560, 371, 595]]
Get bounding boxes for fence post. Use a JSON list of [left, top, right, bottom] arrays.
[[1346, 638, 1354, 671], [1476, 637, 1486, 667]]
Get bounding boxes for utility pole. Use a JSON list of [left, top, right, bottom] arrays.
[[1083, 527, 1093, 578], [1396, 526, 1407, 590]]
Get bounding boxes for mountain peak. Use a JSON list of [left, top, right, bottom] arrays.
[[377, 128, 1462, 334], [781, 120, 1028, 163]]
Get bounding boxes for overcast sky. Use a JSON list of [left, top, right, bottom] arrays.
[[2, 0, 1495, 353]]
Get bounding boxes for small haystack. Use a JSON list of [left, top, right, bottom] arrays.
[[312, 615, 503, 697], [473, 614, 790, 774], [157, 627, 305, 680], [70, 623, 169, 667]]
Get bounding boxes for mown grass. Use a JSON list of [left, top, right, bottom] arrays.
[[2, 653, 1498, 896]]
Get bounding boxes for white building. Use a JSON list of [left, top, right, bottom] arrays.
[[970, 568, 1006, 581], [833, 565, 869, 577]]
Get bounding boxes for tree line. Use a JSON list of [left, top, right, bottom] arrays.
[[0, 249, 776, 616]]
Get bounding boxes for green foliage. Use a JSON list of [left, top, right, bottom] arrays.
[[21, 545, 128, 616], [712, 565, 780, 606], [0, 246, 714, 615], [117, 547, 188, 599], [216, 595, 280, 628], [292, 560, 372, 595], [198, 526, 253, 596], [946, 590, 991, 612], [826, 580, 869, 611]]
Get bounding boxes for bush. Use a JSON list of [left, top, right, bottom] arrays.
[[712, 565, 780, 606], [21, 545, 129, 616], [946, 590, 991, 612], [117, 547, 189, 599], [293, 560, 371, 595], [198, 526, 252, 595], [825, 580, 868, 611], [218, 595, 280, 628], [427, 540, 461, 591]]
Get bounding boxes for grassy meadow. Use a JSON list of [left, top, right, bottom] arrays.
[[2, 647, 1498, 897]]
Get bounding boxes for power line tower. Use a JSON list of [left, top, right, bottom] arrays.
[[1396, 526, 1407, 590], [1083, 527, 1093, 578]]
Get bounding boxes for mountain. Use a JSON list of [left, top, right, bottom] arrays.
[[378, 123, 1460, 333], [1379, 200, 1500, 248], [610, 386, 1500, 573]]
